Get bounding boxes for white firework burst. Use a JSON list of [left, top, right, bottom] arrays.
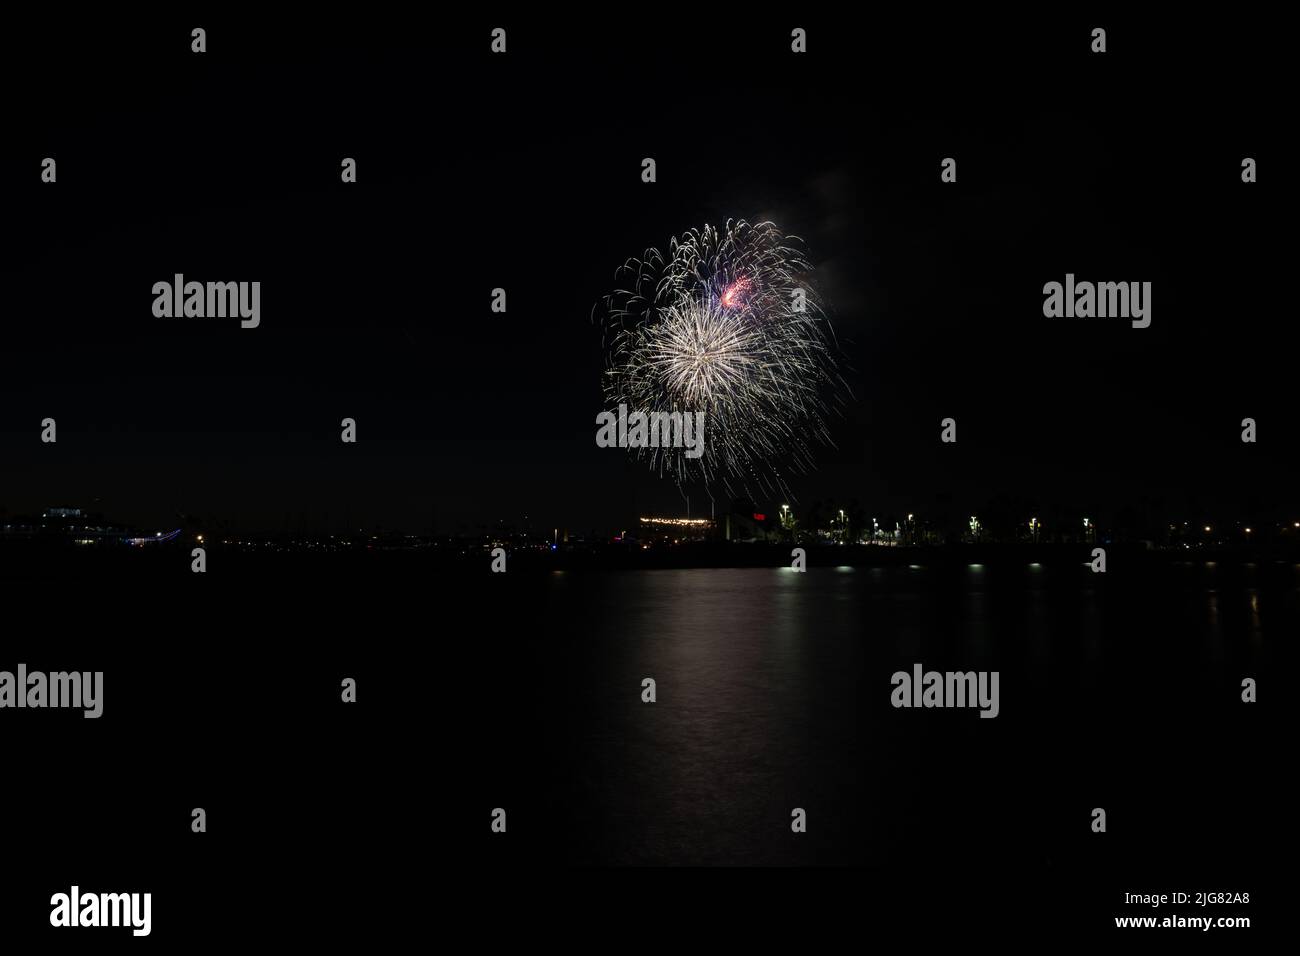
[[595, 218, 848, 498]]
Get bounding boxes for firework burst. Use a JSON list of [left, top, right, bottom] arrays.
[[595, 219, 848, 498]]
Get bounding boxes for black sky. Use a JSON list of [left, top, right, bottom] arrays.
[[0, 13, 1290, 534]]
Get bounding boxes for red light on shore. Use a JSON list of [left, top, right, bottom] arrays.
[[753, 513, 766, 521]]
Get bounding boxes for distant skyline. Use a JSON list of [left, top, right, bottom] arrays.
[[2, 493, 1295, 543]]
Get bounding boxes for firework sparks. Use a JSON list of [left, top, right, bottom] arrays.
[[594, 219, 849, 497]]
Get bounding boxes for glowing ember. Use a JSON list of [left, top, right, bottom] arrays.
[[721, 278, 750, 308]]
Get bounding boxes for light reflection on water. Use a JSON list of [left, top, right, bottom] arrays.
[[526, 564, 1282, 865]]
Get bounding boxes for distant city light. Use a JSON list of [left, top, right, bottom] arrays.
[[638, 516, 711, 527]]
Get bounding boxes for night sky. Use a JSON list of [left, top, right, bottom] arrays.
[[0, 14, 1288, 534]]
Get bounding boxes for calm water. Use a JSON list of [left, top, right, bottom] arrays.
[[6, 557, 1281, 936], [470, 561, 1280, 881]]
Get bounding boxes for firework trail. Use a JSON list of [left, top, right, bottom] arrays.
[[594, 219, 849, 499]]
